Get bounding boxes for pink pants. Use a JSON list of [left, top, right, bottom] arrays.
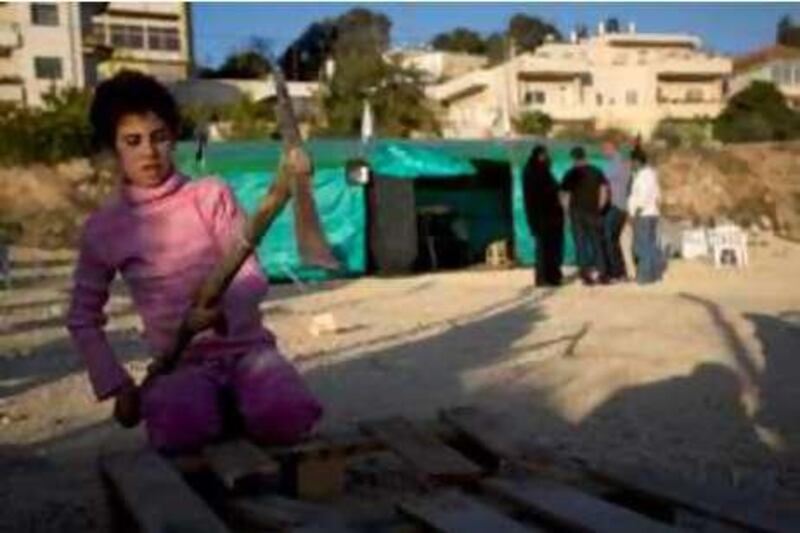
[[140, 348, 323, 453]]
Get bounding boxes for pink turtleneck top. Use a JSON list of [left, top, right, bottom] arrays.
[[67, 172, 275, 400]]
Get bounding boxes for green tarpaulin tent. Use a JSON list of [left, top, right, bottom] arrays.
[[176, 139, 609, 280]]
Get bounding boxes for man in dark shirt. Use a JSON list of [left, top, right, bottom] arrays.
[[561, 146, 611, 285]]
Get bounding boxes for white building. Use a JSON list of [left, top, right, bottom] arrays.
[[730, 44, 800, 108], [428, 22, 732, 139], [386, 48, 487, 83], [0, 3, 85, 105], [0, 2, 192, 106]]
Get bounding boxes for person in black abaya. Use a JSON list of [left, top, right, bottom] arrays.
[[522, 144, 564, 287]]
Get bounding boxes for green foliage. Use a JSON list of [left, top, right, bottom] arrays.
[[513, 111, 553, 136], [552, 124, 629, 144], [324, 54, 439, 137], [713, 81, 800, 143], [653, 119, 712, 148], [508, 14, 562, 52], [0, 88, 92, 166], [280, 21, 337, 81], [321, 8, 439, 138], [485, 32, 507, 66], [431, 28, 487, 55], [225, 96, 276, 140], [202, 39, 272, 79]]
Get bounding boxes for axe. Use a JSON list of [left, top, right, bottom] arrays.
[[141, 60, 339, 384]]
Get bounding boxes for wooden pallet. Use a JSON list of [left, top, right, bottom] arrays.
[[100, 407, 799, 533]]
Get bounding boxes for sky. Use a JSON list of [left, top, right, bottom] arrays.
[[192, 2, 800, 67]]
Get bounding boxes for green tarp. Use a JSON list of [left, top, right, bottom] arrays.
[[175, 138, 609, 280]]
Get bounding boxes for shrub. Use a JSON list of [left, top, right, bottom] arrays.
[[713, 81, 800, 143], [513, 111, 553, 136], [0, 88, 92, 166], [653, 119, 712, 149]]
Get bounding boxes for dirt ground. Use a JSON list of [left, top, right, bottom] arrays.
[[2, 230, 800, 531]]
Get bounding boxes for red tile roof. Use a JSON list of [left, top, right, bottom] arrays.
[[733, 44, 800, 74]]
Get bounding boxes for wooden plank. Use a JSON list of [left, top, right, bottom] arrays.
[[100, 449, 229, 533], [266, 428, 383, 461], [360, 417, 482, 481], [443, 407, 799, 533], [440, 406, 559, 467], [484, 476, 679, 533], [588, 463, 799, 533], [294, 455, 347, 501], [226, 494, 353, 532], [203, 439, 279, 490], [397, 489, 540, 533]]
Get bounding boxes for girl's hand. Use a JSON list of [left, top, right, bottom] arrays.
[[113, 383, 141, 428]]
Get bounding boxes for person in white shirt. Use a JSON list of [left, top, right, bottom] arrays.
[[627, 148, 663, 284]]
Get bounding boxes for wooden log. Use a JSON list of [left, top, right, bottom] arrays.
[[484, 476, 679, 533], [360, 417, 483, 483], [100, 449, 229, 533], [397, 489, 539, 533], [203, 439, 279, 491]]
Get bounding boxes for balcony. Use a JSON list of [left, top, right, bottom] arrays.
[[659, 100, 724, 118], [0, 21, 22, 50]]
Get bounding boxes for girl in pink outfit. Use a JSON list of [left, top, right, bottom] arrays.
[[67, 71, 322, 453]]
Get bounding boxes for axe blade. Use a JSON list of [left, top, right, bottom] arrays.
[[270, 58, 340, 270]]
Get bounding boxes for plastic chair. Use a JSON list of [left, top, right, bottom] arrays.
[[708, 225, 748, 268]]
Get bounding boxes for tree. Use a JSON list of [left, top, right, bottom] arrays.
[[713, 81, 800, 143], [777, 15, 800, 48], [333, 7, 391, 55], [485, 32, 507, 66], [431, 27, 486, 55], [605, 17, 621, 34], [208, 40, 272, 79], [278, 8, 390, 81], [508, 14, 562, 52], [513, 111, 553, 136], [321, 8, 438, 137], [280, 21, 337, 81]]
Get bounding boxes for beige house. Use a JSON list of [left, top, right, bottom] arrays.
[[428, 24, 732, 139], [0, 3, 85, 106], [0, 2, 191, 106], [386, 48, 487, 83], [84, 2, 193, 84], [730, 45, 800, 108]]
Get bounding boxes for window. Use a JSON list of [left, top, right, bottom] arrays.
[[110, 24, 144, 49], [524, 90, 546, 105], [34, 56, 62, 79], [626, 90, 638, 105], [794, 65, 800, 85], [147, 26, 180, 51], [30, 3, 58, 26], [596, 93, 603, 106], [686, 88, 704, 102], [772, 65, 781, 84]]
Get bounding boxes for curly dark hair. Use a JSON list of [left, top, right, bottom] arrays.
[[89, 70, 180, 148]]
